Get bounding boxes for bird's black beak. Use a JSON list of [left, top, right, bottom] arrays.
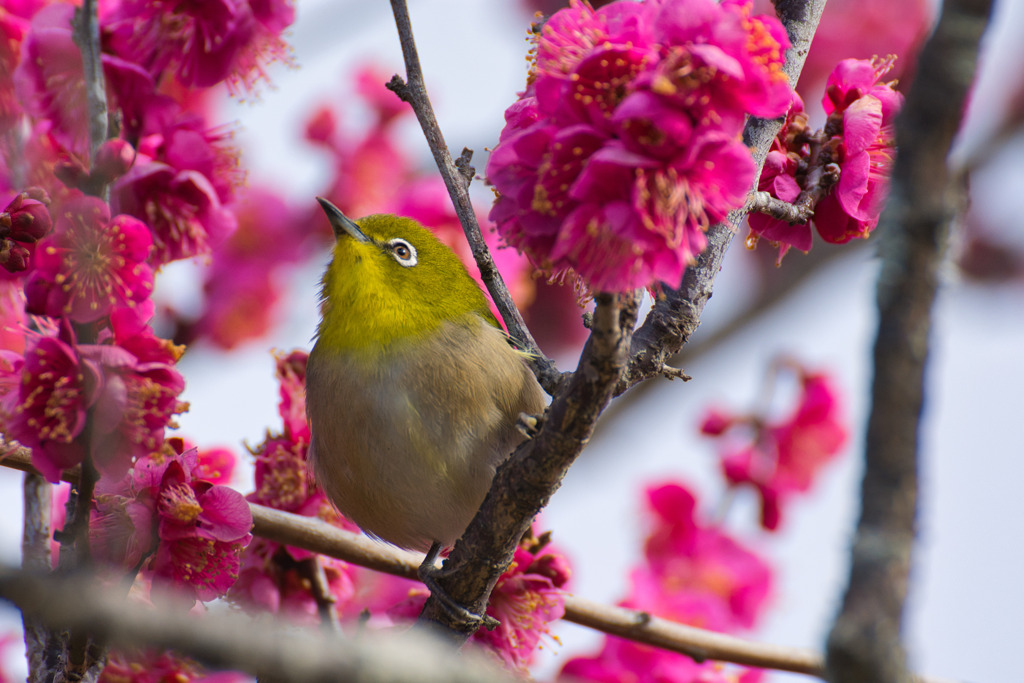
[[317, 197, 369, 243]]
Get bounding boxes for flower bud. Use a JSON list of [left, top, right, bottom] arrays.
[[93, 138, 136, 182]]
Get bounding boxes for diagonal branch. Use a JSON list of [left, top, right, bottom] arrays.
[[386, 0, 565, 395], [824, 1, 993, 681], [417, 291, 638, 639]]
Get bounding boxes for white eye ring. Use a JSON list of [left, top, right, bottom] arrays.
[[387, 238, 418, 267]]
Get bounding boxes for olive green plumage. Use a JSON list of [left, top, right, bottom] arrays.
[[305, 199, 547, 552]]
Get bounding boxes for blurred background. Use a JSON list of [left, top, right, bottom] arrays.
[[3, 0, 1023, 681]]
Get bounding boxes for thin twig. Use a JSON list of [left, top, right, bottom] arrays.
[[386, 0, 565, 395], [0, 447, 956, 682], [299, 557, 339, 633], [746, 191, 812, 224], [824, 1, 993, 682]]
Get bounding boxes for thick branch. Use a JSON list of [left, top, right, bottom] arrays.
[[386, 0, 565, 395], [620, 0, 828, 394], [0, 566, 510, 683], [417, 292, 638, 639], [824, 1, 993, 682], [0, 446, 954, 681]]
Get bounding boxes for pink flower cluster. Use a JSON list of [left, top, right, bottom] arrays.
[[487, 0, 793, 292], [91, 442, 252, 604], [561, 482, 769, 682], [0, 0, 295, 479], [700, 365, 848, 530], [747, 56, 903, 261]]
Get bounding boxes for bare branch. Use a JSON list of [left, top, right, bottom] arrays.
[[825, 1, 993, 682], [386, 0, 565, 395], [747, 191, 812, 224], [22, 472, 52, 683]]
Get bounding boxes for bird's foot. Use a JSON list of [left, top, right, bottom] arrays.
[[418, 542, 499, 631], [516, 412, 544, 438]]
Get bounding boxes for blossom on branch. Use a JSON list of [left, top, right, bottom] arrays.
[[487, 0, 792, 292], [747, 56, 903, 262], [25, 196, 153, 322], [700, 367, 848, 530]]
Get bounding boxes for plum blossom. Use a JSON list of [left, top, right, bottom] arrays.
[[93, 446, 252, 604], [102, 0, 295, 94], [747, 57, 903, 261], [0, 321, 97, 482], [100, 649, 248, 683], [487, 0, 792, 292], [24, 196, 153, 322], [13, 4, 152, 159], [560, 482, 767, 682], [700, 367, 848, 530]]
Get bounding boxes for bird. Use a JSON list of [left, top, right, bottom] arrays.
[[305, 197, 547, 585]]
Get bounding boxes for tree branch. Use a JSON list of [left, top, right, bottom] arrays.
[[21, 472, 53, 683], [824, 1, 993, 682], [386, 0, 565, 395], [0, 446, 956, 682], [0, 566, 511, 683], [619, 0, 828, 395], [417, 291, 638, 640], [71, 0, 107, 159]]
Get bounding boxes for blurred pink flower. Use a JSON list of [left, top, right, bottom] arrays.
[[714, 372, 847, 530], [103, 0, 292, 93], [13, 4, 152, 158], [24, 196, 153, 322], [488, 0, 791, 292], [562, 636, 763, 683], [113, 159, 236, 265], [0, 320, 96, 482], [100, 647, 250, 682], [635, 482, 772, 630]]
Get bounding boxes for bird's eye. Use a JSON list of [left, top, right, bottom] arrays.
[[387, 238, 418, 267]]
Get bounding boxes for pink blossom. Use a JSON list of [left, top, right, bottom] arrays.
[[0, 321, 97, 482], [471, 538, 571, 672], [83, 307, 188, 477], [716, 372, 848, 530], [112, 159, 237, 265], [815, 57, 902, 243], [24, 196, 153, 322], [487, 0, 791, 292], [635, 483, 772, 630], [13, 4, 153, 158], [96, 447, 253, 603]]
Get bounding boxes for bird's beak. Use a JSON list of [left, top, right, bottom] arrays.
[[316, 197, 369, 243]]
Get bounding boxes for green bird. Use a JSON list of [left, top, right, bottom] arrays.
[[306, 197, 547, 575]]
